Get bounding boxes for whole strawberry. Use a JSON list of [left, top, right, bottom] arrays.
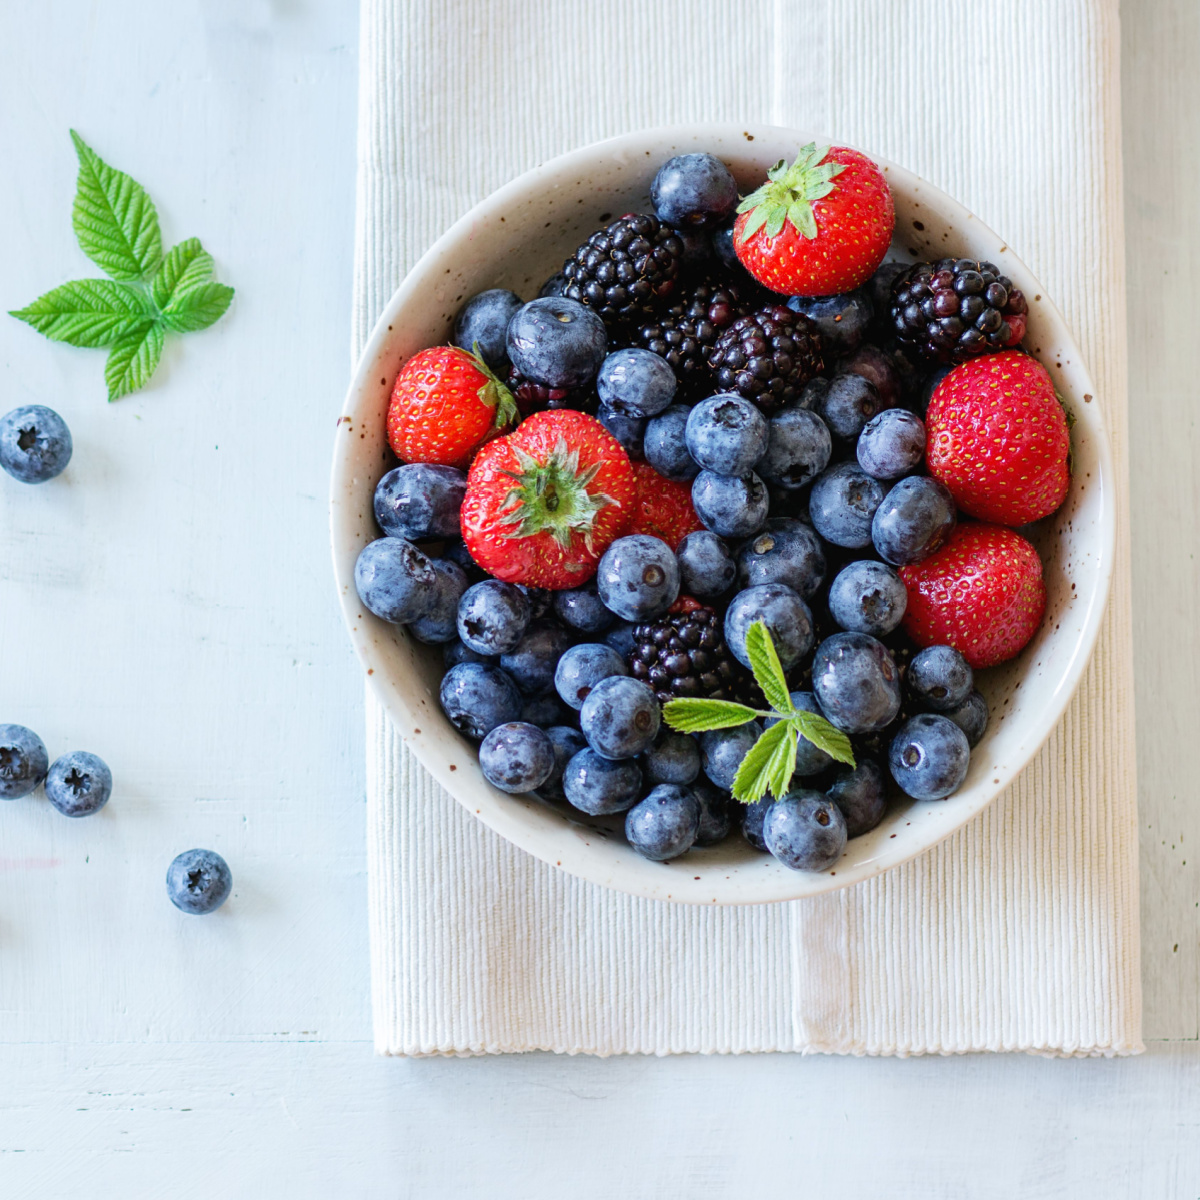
[[899, 523, 1046, 668], [733, 144, 894, 297], [387, 346, 517, 470], [461, 410, 635, 589], [926, 351, 1070, 526], [624, 461, 704, 549]]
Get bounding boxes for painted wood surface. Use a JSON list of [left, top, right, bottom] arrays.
[[0, 0, 1195, 1194]]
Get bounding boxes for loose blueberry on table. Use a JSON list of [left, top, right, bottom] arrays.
[[352, 140, 1072, 873], [167, 849, 233, 915]]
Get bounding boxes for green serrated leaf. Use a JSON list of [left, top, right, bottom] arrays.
[[105, 320, 165, 400], [70, 130, 162, 282], [662, 698, 758, 734], [767, 725, 799, 800], [161, 282, 234, 333], [791, 710, 855, 767], [9, 278, 156, 347], [731, 719, 794, 803], [744, 621, 793, 715], [151, 238, 214, 309]]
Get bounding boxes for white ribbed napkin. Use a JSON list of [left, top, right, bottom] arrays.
[[354, 0, 1141, 1056]]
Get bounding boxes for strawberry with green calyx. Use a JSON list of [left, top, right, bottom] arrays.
[[662, 620, 854, 805], [733, 144, 894, 298], [461, 409, 636, 589], [387, 344, 518, 470]]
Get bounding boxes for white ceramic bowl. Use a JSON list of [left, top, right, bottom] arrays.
[[331, 124, 1114, 905]]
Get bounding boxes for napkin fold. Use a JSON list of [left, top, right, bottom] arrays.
[[355, 0, 1141, 1056]]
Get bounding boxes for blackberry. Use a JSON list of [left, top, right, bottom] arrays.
[[706, 305, 825, 414], [632, 278, 753, 401], [629, 605, 746, 706], [890, 258, 1029, 364], [561, 213, 685, 327], [506, 366, 598, 416]]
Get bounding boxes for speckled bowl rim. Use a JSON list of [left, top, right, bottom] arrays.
[[331, 124, 1115, 905]]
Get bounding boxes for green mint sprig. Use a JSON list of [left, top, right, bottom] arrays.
[[9, 131, 234, 401], [662, 621, 854, 804]]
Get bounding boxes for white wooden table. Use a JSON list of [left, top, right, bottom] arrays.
[[0, 1, 1196, 1194]]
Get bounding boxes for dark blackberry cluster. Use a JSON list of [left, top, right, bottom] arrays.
[[561, 214, 685, 326], [706, 305, 825, 414], [505, 366, 599, 417], [628, 606, 745, 706], [631, 278, 753, 401], [889, 258, 1028, 364]]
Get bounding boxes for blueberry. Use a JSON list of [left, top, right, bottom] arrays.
[[724, 584, 814, 671], [408, 559, 470, 643], [712, 222, 738, 271], [676, 530, 737, 600], [439, 662, 523, 739], [442, 539, 487, 584], [811, 632, 902, 733], [43, 751, 111, 817], [819, 372, 885, 441], [603, 621, 638, 659], [827, 758, 887, 837], [553, 579, 615, 634], [907, 645, 973, 712], [354, 537, 438, 624], [520, 692, 568, 728], [736, 518, 825, 600], [868, 259, 909, 315], [479, 722, 556, 793], [451, 288, 523, 368], [650, 152, 739, 229], [497, 619, 573, 694], [597, 348, 677, 418], [506, 297, 608, 388], [373, 464, 466, 541], [914, 364, 954, 418], [640, 731, 700, 786], [741, 797, 771, 851], [167, 848, 233, 915], [596, 535, 680, 621], [597, 404, 646, 460], [456, 580, 531, 655], [693, 782, 733, 846], [756, 406, 832, 490], [0, 405, 72, 483], [691, 470, 769, 539], [443, 638, 493, 669], [763, 790, 847, 872], [838, 343, 901, 409], [943, 689, 990, 748], [580, 676, 661, 760], [685, 394, 769, 476], [871, 475, 956, 566], [562, 747, 643, 815], [765, 692, 833, 777], [539, 272, 567, 299], [554, 642, 629, 710], [675, 227, 712, 269], [625, 784, 701, 861], [0, 724, 49, 800], [809, 462, 885, 549], [537, 726, 588, 801], [827, 560, 908, 637], [856, 409, 926, 480], [797, 377, 830, 411], [644, 405, 699, 482], [888, 713, 971, 800], [700, 722, 761, 791], [787, 289, 873, 355]]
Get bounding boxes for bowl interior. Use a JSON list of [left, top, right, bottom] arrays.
[[331, 125, 1114, 904]]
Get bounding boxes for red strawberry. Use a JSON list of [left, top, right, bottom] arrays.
[[387, 346, 517, 470], [624, 461, 704, 549], [899, 523, 1046, 668], [733, 144, 894, 297], [926, 351, 1070, 526], [461, 410, 636, 589]]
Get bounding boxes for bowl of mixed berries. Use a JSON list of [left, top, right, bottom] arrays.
[[331, 126, 1113, 903]]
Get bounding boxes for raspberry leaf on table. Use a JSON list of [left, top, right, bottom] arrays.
[[660, 698, 760, 733], [732, 718, 796, 804], [8, 131, 234, 401]]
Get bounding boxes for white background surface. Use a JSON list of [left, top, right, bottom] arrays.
[[0, 0, 1196, 1195]]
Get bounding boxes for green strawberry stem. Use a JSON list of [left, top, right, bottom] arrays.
[[470, 343, 518, 432], [736, 143, 846, 241]]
